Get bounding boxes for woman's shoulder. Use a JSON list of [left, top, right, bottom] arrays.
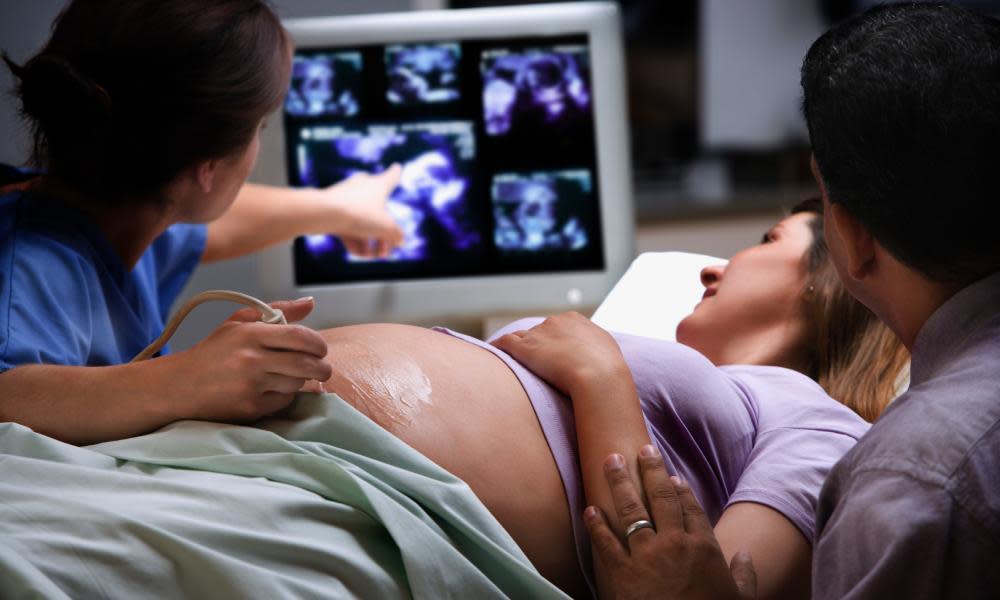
[[610, 331, 758, 440], [0, 163, 40, 190], [3, 191, 92, 262], [0, 196, 106, 372], [610, 330, 720, 375], [1, 189, 107, 276], [610, 331, 741, 402], [722, 364, 870, 440]]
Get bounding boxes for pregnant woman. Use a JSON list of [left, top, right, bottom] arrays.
[[311, 197, 908, 598]]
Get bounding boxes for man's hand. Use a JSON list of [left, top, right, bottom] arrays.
[[585, 446, 757, 600]]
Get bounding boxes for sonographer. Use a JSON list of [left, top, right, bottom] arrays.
[[0, 0, 402, 445]]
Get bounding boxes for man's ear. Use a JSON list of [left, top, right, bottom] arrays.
[[828, 202, 876, 281], [195, 159, 220, 194]]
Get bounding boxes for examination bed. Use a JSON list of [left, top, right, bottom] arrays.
[[0, 253, 718, 599]]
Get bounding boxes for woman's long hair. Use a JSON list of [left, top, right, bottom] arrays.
[[794, 197, 910, 422]]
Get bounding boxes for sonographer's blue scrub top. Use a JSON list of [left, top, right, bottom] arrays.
[[0, 166, 207, 373]]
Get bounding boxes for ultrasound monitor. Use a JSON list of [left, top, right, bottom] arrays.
[[255, 2, 634, 326]]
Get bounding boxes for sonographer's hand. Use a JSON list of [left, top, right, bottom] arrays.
[[225, 296, 317, 324], [492, 311, 629, 397], [164, 297, 332, 423], [324, 163, 405, 259]]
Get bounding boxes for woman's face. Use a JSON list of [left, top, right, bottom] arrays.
[[676, 212, 816, 367]]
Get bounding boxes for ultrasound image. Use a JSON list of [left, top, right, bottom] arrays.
[[492, 170, 592, 252], [481, 46, 591, 137], [285, 52, 362, 118], [296, 121, 480, 262], [385, 43, 461, 105]]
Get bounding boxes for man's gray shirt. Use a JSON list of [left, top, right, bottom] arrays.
[[813, 270, 1000, 599]]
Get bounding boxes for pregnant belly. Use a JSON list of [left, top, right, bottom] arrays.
[[318, 324, 586, 597]]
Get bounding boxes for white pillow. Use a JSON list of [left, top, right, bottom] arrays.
[[592, 252, 725, 341]]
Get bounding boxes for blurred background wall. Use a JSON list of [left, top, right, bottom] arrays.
[[12, 1, 992, 341], [0, 0, 414, 168]]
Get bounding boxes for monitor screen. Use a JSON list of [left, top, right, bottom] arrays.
[[282, 36, 605, 286], [256, 3, 633, 326]]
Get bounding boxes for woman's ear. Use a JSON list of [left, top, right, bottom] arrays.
[[828, 202, 876, 281], [195, 159, 220, 194]]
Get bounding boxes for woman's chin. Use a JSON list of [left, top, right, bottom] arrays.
[[676, 313, 719, 361], [675, 313, 696, 346]]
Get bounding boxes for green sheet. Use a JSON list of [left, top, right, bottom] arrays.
[[0, 393, 569, 599]]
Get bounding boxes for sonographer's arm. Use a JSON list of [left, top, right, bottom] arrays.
[[203, 165, 404, 262], [0, 300, 332, 446]]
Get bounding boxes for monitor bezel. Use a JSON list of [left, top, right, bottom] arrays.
[[255, 2, 634, 327]]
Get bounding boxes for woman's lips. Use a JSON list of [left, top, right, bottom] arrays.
[[702, 287, 717, 300]]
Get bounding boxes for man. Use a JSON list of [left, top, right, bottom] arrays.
[[586, 4, 1000, 598]]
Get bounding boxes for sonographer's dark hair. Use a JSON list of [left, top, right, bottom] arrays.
[[801, 2, 1000, 285], [3, 0, 290, 203]]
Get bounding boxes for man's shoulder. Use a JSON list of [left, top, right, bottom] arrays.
[[947, 419, 1000, 541], [843, 353, 1000, 474], [821, 371, 1000, 547], [814, 454, 1000, 599]]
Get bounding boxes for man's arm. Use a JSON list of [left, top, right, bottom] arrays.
[[813, 469, 951, 599]]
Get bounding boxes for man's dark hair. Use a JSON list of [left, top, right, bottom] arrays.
[[802, 2, 1000, 285], [3, 0, 290, 204]]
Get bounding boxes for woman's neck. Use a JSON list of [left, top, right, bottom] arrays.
[[34, 177, 174, 270], [714, 320, 811, 374]]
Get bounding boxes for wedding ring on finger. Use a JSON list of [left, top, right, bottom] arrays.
[[625, 519, 655, 540]]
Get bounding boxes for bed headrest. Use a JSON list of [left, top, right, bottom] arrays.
[[592, 252, 724, 341]]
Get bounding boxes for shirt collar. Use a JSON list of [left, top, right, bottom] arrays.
[[910, 270, 1000, 386]]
